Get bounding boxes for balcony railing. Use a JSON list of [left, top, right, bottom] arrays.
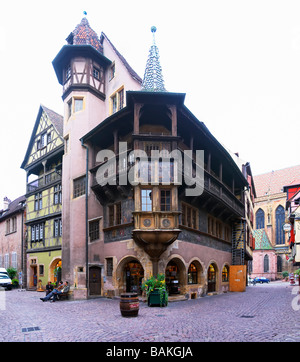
[[27, 170, 61, 193]]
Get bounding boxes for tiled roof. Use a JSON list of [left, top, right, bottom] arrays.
[[0, 195, 26, 221], [253, 229, 274, 250], [41, 105, 63, 136], [66, 17, 103, 54], [253, 165, 300, 197]]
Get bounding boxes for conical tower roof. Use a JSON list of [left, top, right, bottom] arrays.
[[66, 17, 103, 54], [142, 27, 166, 92]]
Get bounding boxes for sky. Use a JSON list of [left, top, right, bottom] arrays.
[[0, 0, 300, 207]]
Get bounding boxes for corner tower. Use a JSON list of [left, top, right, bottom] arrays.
[[52, 17, 142, 299]]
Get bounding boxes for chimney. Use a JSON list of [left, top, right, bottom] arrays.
[[3, 197, 11, 210]]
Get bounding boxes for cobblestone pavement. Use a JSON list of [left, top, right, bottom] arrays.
[[1, 281, 300, 343]]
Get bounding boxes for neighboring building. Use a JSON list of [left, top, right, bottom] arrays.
[[21, 105, 64, 289], [253, 165, 300, 278], [51, 18, 250, 299], [251, 229, 277, 280], [0, 195, 26, 283], [285, 183, 300, 267]]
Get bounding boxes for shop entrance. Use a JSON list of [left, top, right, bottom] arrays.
[[208, 263, 217, 293], [124, 260, 144, 295], [165, 260, 181, 295]]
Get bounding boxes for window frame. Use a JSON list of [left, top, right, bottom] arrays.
[[160, 189, 171, 212], [73, 176, 86, 199], [141, 189, 152, 212], [181, 202, 198, 229], [89, 219, 100, 241]]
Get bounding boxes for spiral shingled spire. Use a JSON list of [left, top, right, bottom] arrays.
[[142, 26, 166, 92]]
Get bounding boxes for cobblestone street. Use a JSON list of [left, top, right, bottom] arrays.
[[1, 281, 300, 344]]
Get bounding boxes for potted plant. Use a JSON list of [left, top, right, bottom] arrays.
[[142, 273, 168, 307]]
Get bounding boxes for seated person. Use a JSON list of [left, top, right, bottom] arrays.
[[52, 281, 70, 301], [45, 281, 54, 296], [40, 281, 63, 302]]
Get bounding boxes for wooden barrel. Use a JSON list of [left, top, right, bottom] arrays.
[[120, 293, 139, 317]]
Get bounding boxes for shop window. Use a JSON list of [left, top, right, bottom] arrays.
[[222, 265, 229, 282], [188, 263, 198, 284]]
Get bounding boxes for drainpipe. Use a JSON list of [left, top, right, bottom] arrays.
[[81, 140, 89, 294]]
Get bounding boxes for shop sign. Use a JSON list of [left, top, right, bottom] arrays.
[[283, 223, 292, 232]]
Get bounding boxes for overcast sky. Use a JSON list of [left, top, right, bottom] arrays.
[[0, 0, 300, 207]]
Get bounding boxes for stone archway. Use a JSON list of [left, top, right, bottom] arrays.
[[165, 257, 187, 295], [116, 256, 145, 295], [207, 262, 219, 293], [49, 258, 62, 285]]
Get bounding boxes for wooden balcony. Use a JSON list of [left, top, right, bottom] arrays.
[[27, 170, 61, 194]]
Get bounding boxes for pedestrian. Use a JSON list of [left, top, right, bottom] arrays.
[[45, 281, 54, 296], [40, 281, 63, 302]]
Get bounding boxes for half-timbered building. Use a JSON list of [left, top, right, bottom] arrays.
[[21, 105, 63, 289]]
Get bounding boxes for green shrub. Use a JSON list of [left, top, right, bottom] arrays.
[[6, 267, 17, 279]]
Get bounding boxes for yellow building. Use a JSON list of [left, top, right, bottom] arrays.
[[21, 105, 64, 289]]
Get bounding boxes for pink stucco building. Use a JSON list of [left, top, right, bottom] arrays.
[[51, 18, 252, 299]]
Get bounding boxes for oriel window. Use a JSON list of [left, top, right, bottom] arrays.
[[160, 190, 171, 211], [141, 190, 152, 211]]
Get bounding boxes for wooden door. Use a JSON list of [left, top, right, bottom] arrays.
[[89, 267, 101, 295]]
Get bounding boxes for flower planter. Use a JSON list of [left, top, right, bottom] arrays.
[[148, 289, 168, 307]]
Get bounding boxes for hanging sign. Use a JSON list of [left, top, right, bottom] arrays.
[[283, 223, 292, 232]]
